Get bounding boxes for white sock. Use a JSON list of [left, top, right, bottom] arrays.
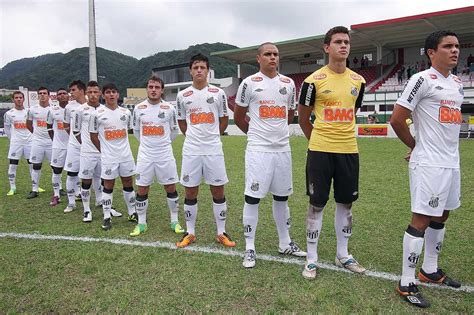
[[401, 230, 424, 286], [167, 196, 179, 222], [8, 164, 17, 189], [136, 196, 148, 224], [272, 199, 291, 248], [307, 204, 324, 264], [183, 202, 198, 235], [75, 179, 81, 197], [31, 169, 41, 192], [123, 189, 136, 216], [59, 174, 63, 190], [102, 191, 113, 219], [92, 175, 102, 205], [66, 176, 76, 206], [28, 164, 33, 180], [421, 225, 446, 274], [81, 187, 91, 212], [52, 173, 61, 197], [213, 200, 227, 235], [335, 203, 352, 259], [243, 202, 259, 251]]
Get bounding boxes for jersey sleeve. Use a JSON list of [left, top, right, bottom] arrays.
[[176, 93, 185, 120], [397, 73, 428, 111], [132, 107, 140, 132], [288, 81, 297, 110], [218, 90, 228, 117], [73, 109, 82, 133], [126, 109, 133, 130], [355, 83, 365, 109], [235, 79, 250, 107], [170, 106, 179, 141], [89, 111, 99, 134], [3, 112, 11, 139], [298, 81, 316, 107], [26, 109, 33, 121], [46, 108, 53, 125]]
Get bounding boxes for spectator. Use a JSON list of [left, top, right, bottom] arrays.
[[467, 54, 474, 67], [353, 56, 358, 68], [397, 68, 403, 84], [407, 66, 413, 79], [420, 60, 426, 71]]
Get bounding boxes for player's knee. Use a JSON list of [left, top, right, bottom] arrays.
[[406, 225, 425, 237], [309, 198, 326, 209], [123, 186, 134, 192], [51, 166, 62, 174], [213, 197, 226, 204], [167, 191, 178, 199], [67, 171, 78, 177], [9, 159, 19, 165], [307, 204, 324, 219], [136, 194, 148, 202], [103, 187, 113, 194], [428, 221, 445, 230], [32, 164, 42, 170], [81, 182, 92, 190], [245, 195, 260, 205], [273, 195, 288, 202], [184, 198, 197, 206]]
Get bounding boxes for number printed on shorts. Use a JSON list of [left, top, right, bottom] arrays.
[[104, 129, 127, 141], [190, 112, 215, 124], [142, 125, 164, 136]]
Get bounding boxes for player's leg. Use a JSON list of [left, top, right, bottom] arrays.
[[65, 147, 81, 209], [130, 159, 153, 236], [50, 166, 63, 205], [164, 184, 184, 233], [101, 163, 119, 230], [7, 159, 19, 195], [117, 160, 137, 222], [28, 145, 45, 198], [333, 153, 365, 273]]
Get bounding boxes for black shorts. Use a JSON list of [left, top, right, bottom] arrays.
[[305, 150, 359, 206]]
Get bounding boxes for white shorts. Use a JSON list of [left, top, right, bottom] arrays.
[[180, 155, 228, 187], [136, 159, 179, 186], [79, 155, 101, 180], [64, 145, 81, 173], [29, 144, 52, 164], [409, 165, 461, 217], [101, 160, 136, 180], [8, 143, 31, 160], [51, 148, 67, 168], [245, 150, 293, 198]]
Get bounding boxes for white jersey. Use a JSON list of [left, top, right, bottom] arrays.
[[176, 84, 228, 156], [236, 72, 296, 152], [64, 100, 83, 148], [3, 108, 32, 144], [397, 67, 464, 168], [74, 103, 104, 157], [47, 105, 69, 149], [27, 104, 52, 146], [133, 99, 178, 162], [89, 106, 134, 163]]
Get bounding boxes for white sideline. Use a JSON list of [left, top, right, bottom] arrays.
[[1, 231, 472, 293]]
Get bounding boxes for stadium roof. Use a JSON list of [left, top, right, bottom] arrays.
[[212, 6, 474, 64]]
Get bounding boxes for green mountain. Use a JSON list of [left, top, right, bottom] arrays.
[[0, 43, 238, 95]]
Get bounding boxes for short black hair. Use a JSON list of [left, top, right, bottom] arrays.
[[424, 30, 458, 59], [57, 87, 68, 93], [37, 86, 50, 94], [12, 91, 24, 98], [87, 81, 99, 89], [257, 42, 277, 55], [102, 83, 118, 94], [324, 26, 350, 45], [189, 53, 209, 69], [69, 80, 86, 91], [147, 75, 165, 89]]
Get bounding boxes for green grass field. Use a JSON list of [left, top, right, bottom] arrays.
[[1, 136, 473, 313]]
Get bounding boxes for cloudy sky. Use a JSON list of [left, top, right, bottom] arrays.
[[0, 0, 471, 68]]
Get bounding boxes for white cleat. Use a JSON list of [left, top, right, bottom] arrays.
[[110, 208, 123, 217], [63, 204, 76, 213], [278, 241, 307, 257], [302, 262, 317, 280], [335, 255, 366, 274], [242, 249, 256, 269], [82, 211, 92, 223]]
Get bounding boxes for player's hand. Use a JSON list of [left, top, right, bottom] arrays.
[[404, 149, 412, 162]]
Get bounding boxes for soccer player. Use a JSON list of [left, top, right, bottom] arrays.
[[90, 83, 137, 230], [234, 42, 306, 268], [63, 80, 86, 212], [175, 53, 235, 248], [298, 26, 366, 279], [4, 91, 33, 196], [46, 88, 69, 206], [130, 75, 184, 236], [26, 87, 53, 199], [391, 31, 463, 308]]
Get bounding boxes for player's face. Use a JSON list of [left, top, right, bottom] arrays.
[[56, 90, 69, 104], [13, 94, 24, 107], [86, 86, 101, 105], [147, 80, 163, 101], [103, 89, 119, 106], [429, 35, 459, 70], [38, 89, 50, 104], [257, 45, 279, 73], [190, 61, 209, 84], [324, 33, 350, 62], [69, 85, 82, 101]]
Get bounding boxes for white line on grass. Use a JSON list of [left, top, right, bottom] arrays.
[[1, 231, 472, 293]]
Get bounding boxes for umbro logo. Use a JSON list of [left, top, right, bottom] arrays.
[[255, 88, 263, 92], [186, 101, 193, 105], [120, 115, 126, 121], [435, 86, 444, 90], [322, 90, 332, 94]]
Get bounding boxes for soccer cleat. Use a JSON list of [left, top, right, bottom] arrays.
[[128, 212, 138, 223], [335, 255, 366, 274], [242, 249, 256, 268], [396, 281, 430, 308], [176, 233, 196, 248], [110, 208, 123, 217], [95, 200, 102, 207], [38, 187, 46, 193], [49, 196, 60, 206], [216, 232, 236, 247], [130, 223, 148, 237], [63, 204, 76, 213], [75, 194, 82, 201], [101, 218, 112, 230], [302, 262, 318, 280], [7, 188, 16, 196], [82, 211, 92, 223], [59, 189, 67, 196], [278, 241, 307, 257], [418, 268, 461, 288], [170, 221, 185, 234], [27, 191, 39, 199]]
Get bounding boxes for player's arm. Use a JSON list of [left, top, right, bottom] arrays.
[[355, 83, 366, 114], [287, 81, 297, 125], [390, 105, 415, 150], [178, 119, 187, 135], [170, 107, 179, 142], [131, 108, 141, 141], [219, 116, 229, 135], [26, 109, 34, 134], [297, 81, 316, 140], [218, 90, 229, 135], [89, 112, 100, 152], [234, 105, 249, 134], [4, 112, 12, 139], [176, 95, 187, 135], [90, 132, 100, 152], [46, 110, 54, 141], [234, 80, 250, 134]]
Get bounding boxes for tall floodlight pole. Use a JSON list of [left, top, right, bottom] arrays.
[[89, 0, 98, 81]]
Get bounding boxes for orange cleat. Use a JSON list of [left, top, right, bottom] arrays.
[[176, 233, 196, 248], [216, 232, 236, 247]]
